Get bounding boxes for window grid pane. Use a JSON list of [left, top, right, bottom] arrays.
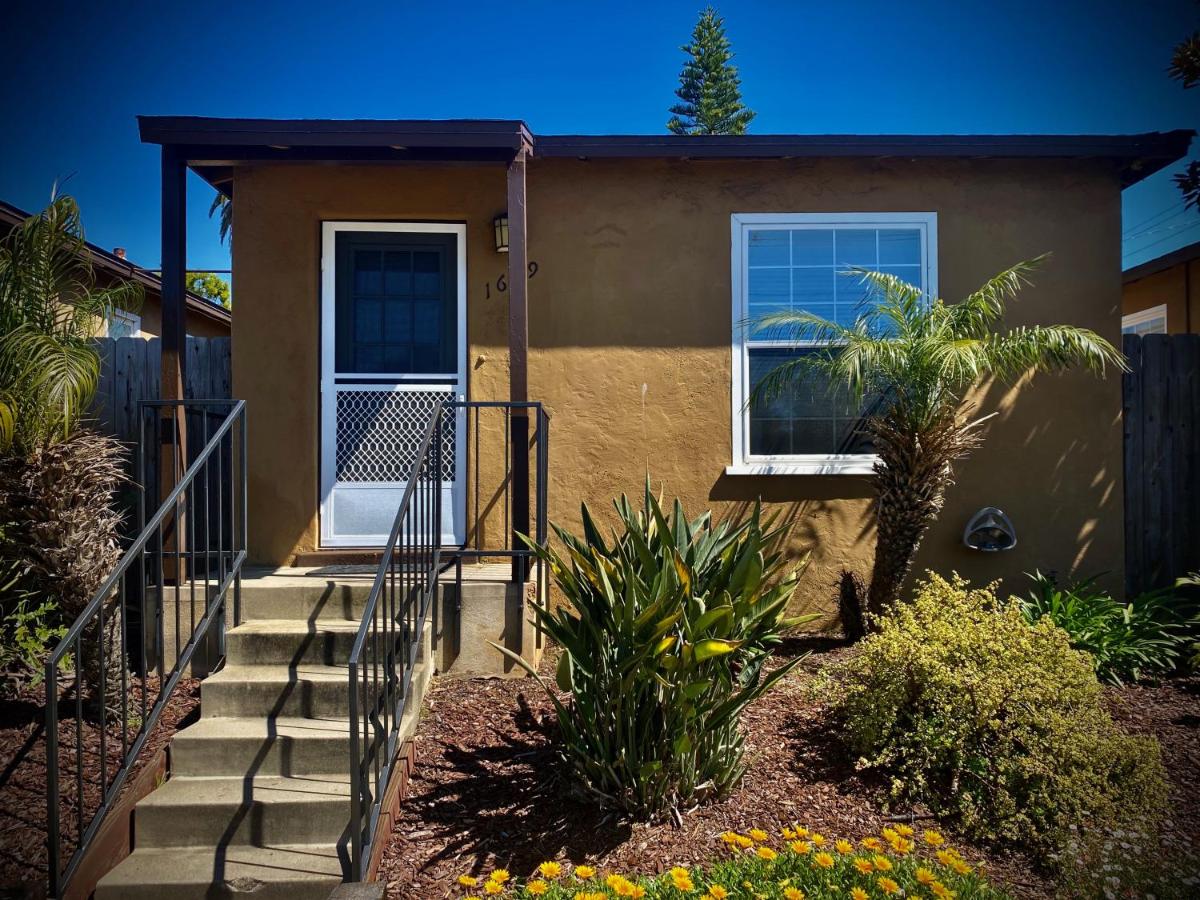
[[743, 221, 926, 458]]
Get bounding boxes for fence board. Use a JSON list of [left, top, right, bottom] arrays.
[[91, 337, 231, 447], [1124, 333, 1200, 595]]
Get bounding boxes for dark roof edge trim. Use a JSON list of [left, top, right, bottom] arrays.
[[1123, 237, 1200, 282]]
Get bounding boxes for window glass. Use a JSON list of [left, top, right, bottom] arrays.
[[738, 216, 930, 462]]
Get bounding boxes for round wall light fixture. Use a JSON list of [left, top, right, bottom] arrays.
[[963, 506, 1016, 552]]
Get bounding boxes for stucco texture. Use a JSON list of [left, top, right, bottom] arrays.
[[232, 156, 1125, 622]]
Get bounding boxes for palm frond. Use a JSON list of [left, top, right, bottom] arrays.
[[209, 193, 232, 245], [986, 324, 1128, 379], [946, 255, 1049, 337]]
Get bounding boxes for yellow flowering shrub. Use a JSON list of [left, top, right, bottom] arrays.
[[451, 826, 1009, 898], [820, 573, 1169, 863]]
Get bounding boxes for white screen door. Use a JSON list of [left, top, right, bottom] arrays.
[[320, 222, 466, 547]]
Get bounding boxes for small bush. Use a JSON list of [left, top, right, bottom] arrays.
[[819, 572, 1168, 864], [451, 823, 1010, 898], [1019, 570, 1190, 684], [1056, 824, 1200, 899], [501, 484, 815, 819]]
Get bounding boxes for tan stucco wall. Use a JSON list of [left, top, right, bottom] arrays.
[[232, 156, 1126, 621], [1123, 261, 1200, 333]]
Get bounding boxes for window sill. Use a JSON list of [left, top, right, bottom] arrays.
[[725, 457, 878, 476]]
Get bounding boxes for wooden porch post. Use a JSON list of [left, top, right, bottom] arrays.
[[507, 146, 530, 582], [160, 147, 187, 580]]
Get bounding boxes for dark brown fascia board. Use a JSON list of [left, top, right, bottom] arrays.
[[0, 198, 231, 326], [139, 116, 533, 151], [535, 131, 1194, 186], [1123, 238, 1200, 282]]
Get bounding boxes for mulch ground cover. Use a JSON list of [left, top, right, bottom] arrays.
[[379, 639, 1099, 899], [0, 672, 201, 893]]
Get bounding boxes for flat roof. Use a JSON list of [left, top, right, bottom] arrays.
[[0, 199, 232, 327], [1124, 237, 1200, 282], [138, 117, 1193, 189]]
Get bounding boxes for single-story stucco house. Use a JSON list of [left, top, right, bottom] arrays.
[[138, 117, 1190, 617], [1123, 238, 1200, 335]]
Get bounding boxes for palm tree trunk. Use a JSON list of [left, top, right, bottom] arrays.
[[864, 409, 983, 620]]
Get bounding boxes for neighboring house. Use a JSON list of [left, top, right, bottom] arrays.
[[1122, 239, 1200, 335], [0, 198, 231, 338], [139, 118, 1190, 607]]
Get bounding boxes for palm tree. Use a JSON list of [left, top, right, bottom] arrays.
[[753, 257, 1124, 625], [209, 192, 232, 245], [0, 194, 142, 451]]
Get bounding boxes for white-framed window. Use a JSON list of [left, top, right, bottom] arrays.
[[729, 212, 938, 475], [1121, 304, 1167, 336], [106, 309, 141, 339]]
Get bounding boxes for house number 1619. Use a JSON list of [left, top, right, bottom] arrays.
[[484, 261, 539, 299]]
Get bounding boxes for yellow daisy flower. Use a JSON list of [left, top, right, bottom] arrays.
[[810, 833, 826, 847], [526, 881, 549, 896], [813, 852, 835, 869], [458, 875, 479, 887], [748, 829, 770, 842], [923, 830, 946, 847], [950, 859, 972, 875], [574, 866, 596, 880], [852, 857, 874, 874], [708, 887, 729, 900], [862, 837, 884, 851], [850, 890, 869, 900], [756, 846, 777, 861], [877, 876, 901, 895], [489, 869, 511, 884], [538, 862, 563, 879], [873, 855, 893, 872], [931, 883, 956, 900], [784, 889, 805, 900], [789, 840, 812, 855], [482, 883, 502, 896], [916, 866, 937, 885], [894, 824, 914, 837], [835, 839, 854, 854]]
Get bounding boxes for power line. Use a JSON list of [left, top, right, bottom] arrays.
[[1125, 217, 1200, 256], [1123, 207, 1191, 240], [1123, 203, 1189, 236]]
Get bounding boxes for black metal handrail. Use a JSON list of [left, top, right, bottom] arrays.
[[346, 399, 549, 879], [347, 399, 445, 878], [44, 399, 247, 897]]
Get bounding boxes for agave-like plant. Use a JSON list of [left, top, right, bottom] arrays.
[[0, 193, 142, 452], [753, 257, 1125, 625], [496, 483, 815, 819]]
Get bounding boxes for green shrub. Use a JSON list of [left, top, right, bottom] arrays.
[[819, 572, 1168, 864], [498, 484, 815, 819], [1018, 570, 1190, 684]]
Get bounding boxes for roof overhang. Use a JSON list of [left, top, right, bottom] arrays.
[[1123, 237, 1200, 282], [138, 117, 1193, 191], [139, 117, 536, 191]]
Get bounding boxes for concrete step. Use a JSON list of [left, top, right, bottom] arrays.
[[225, 619, 361, 666], [133, 773, 351, 848], [238, 570, 374, 622], [95, 844, 344, 900], [202, 663, 352, 718], [171, 716, 351, 777]]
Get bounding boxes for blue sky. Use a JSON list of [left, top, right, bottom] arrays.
[[1, 0, 1196, 277]]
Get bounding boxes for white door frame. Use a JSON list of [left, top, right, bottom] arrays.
[[319, 221, 467, 547]]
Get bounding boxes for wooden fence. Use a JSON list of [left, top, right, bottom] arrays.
[[1123, 333, 1200, 595], [91, 337, 231, 445]]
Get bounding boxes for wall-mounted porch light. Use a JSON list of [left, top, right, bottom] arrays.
[[493, 214, 509, 253], [963, 507, 1017, 552]]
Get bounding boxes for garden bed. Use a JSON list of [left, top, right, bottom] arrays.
[[0, 674, 201, 891], [378, 639, 1198, 898]]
